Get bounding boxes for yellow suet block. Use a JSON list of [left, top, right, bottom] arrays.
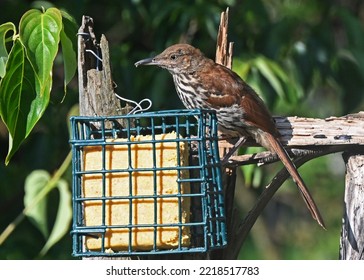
[[82, 132, 191, 251]]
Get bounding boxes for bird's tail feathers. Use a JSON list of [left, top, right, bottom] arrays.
[[265, 133, 326, 229]]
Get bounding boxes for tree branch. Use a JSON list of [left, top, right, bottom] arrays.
[[225, 145, 346, 259]]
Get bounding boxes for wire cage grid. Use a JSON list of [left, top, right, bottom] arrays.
[[70, 109, 227, 257]]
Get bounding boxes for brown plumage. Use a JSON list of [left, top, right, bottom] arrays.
[[135, 44, 325, 228]]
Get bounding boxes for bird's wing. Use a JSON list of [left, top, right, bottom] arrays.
[[200, 63, 278, 136]]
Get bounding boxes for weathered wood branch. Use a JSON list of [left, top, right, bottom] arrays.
[[215, 7, 233, 69], [78, 16, 131, 120], [224, 113, 364, 167], [276, 113, 364, 146]]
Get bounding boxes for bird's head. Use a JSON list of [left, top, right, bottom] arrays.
[[135, 44, 206, 74]]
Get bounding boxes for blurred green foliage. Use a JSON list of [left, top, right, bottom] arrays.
[[0, 0, 363, 259]]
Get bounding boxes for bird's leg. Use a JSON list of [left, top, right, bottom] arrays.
[[220, 137, 247, 164]]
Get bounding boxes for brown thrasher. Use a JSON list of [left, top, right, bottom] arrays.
[[135, 44, 325, 228]]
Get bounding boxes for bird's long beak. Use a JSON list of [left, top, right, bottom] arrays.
[[134, 57, 157, 67]]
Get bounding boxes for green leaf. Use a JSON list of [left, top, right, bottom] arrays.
[[0, 22, 16, 78], [0, 40, 33, 164], [60, 10, 78, 93], [24, 169, 72, 256], [40, 178, 72, 256], [24, 170, 50, 238], [19, 7, 62, 91], [254, 56, 285, 99], [27, 67, 52, 133], [0, 7, 63, 164], [0, 38, 53, 164]]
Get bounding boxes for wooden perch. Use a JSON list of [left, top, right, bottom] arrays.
[[276, 113, 364, 146], [224, 112, 364, 167]]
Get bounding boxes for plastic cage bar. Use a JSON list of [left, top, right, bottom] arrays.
[[70, 109, 227, 257]]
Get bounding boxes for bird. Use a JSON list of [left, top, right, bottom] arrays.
[[135, 43, 325, 228]]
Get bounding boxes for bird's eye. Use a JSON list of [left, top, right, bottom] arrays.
[[170, 54, 177, 60]]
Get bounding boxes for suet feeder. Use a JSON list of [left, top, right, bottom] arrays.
[[70, 109, 227, 256]]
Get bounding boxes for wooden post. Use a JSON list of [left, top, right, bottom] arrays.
[[340, 151, 364, 260], [77, 15, 132, 260], [78, 16, 131, 119]]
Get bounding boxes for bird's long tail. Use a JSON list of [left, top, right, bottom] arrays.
[[265, 133, 326, 229]]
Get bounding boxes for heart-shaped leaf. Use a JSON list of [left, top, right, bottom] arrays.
[[24, 169, 72, 256], [19, 8, 62, 92]]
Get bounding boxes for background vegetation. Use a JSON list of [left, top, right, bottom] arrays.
[[1, 0, 363, 259]]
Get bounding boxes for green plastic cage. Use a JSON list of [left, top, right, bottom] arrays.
[[70, 109, 227, 257]]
